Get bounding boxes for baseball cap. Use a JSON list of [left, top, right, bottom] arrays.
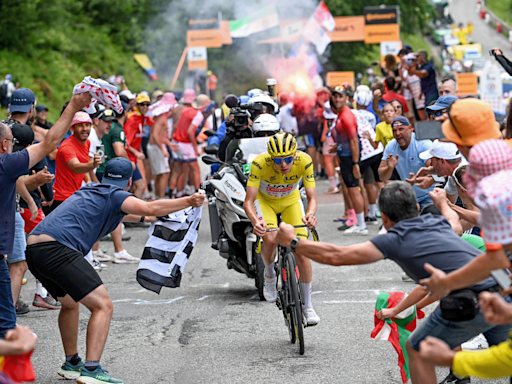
[[102, 157, 133, 189], [404, 45, 413, 52], [391, 116, 411, 128], [180, 89, 196, 104], [419, 139, 461, 160], [332, 85, 348, 96], [463, 139, 512, 196], [136, 93, 150, 104], [173, 90, 183, 101], [5, 74, 12, 81], [151, 90, 164, 104], [316, 86, 330, 96], [119, 90, 136, 100], [472, 170, 512, 245], [35, 105, 48, 113], [10, 88, 35, 113], [96, 109, 116, 122], [426, 95, 458, 111], [71, 111, 92, 127], [442, 99, 501, 147], [11, 123, 34, 152]]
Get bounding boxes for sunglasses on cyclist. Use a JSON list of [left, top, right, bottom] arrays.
[[273, 156, 294, 165]]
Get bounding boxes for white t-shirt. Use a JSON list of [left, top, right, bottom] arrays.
[[351, 109, 383, 161], [88, 127, 102, 174], [276, 103, 298, 135]]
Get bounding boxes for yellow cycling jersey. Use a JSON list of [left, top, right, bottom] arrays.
[[247, 151, 316, 199]]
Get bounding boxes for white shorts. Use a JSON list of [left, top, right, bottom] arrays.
[[147, 143, 170, 175], [176, 142, 197, 163]]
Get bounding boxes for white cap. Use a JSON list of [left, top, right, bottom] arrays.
[[119, 90, 136, 100], [354, 89, 373, 107], [419, 140, 461, 160]]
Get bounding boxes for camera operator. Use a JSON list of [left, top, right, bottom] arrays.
[[491, 48, 512, 76]]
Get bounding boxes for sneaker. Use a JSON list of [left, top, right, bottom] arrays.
[[303, 307, 320, 326], [33, 294, 61, 309], [113, 250, 140, 264], [58, 358, 85, 380], [15, 299, 30, 315], [77, 364, 123, 384], [92, 260, 108, 271], [93, 249, 113, 262], [263, 275, 277, 302], [365, 216, 379, 225], [402, 273, 413, 282], [439, 370, 470, 384], [461, 333, 488, 351], [343, 225, 368, 236], [337, 223, 351, 231]]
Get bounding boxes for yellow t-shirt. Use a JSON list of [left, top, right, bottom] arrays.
[[375, 122, 394, 148], [247, 151, 315, 200], [453, 334, 512, 379]]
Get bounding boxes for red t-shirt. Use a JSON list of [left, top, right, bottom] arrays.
[[124, 114, 154, 162], [334, 105, 358, 157], [382, 91, 409, 113], [173, 107, 204, 143], [54, 135, 90, 201]]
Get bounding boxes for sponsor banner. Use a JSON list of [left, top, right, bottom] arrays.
[[456, 73, 478, 95], [364, 6, 400, 25], [188, 60, 207, 70], [187, 29, 222, 48], [327, 16, 365, 42], [365, 24, 400, 44], [326, 71, 355, 88]]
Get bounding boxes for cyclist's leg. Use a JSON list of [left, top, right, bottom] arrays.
[[254, 198, 278, 271]]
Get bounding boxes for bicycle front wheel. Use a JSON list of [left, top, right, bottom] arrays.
[[285, 251, 305, 355]]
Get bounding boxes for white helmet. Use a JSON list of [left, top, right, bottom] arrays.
[[252, 114, 280, 137], [353, 86, 373, 107], [247, 88, 264, 98], [249, 94, 279, 115]]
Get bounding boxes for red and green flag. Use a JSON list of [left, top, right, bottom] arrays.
[[371, 292, 425, 383]]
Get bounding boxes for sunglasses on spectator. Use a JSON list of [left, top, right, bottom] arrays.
[[452, 170, 466, 192], [273, 156, 294, 165], [434, 109, 448, 117], [138, 103, 150, 107]]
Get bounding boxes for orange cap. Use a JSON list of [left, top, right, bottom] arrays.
[[441, 98, 500, 147]]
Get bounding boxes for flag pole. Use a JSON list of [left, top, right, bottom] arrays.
[[171, 47, 189, 90]]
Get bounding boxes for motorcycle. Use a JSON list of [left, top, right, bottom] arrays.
[[202, 137, 270, 300]]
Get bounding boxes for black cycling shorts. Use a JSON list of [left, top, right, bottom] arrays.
[[26, 241, 103, 302], [339, 156, 359, 188], [360, 154, 382, 184]]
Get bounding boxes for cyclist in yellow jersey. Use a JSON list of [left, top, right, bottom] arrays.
[[243, 132, 320, 325]]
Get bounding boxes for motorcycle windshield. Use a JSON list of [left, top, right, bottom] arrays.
[[225, 137, 270, 164]]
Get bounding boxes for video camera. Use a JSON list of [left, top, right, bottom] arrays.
[[224, 98, 264, 130]]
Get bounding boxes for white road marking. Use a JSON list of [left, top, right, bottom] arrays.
[[197, 296, 209, 301]]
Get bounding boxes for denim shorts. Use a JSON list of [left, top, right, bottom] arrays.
[[0, 259, 16, 338], [408, 295, 512, 351], [6, 212, 26, 264]]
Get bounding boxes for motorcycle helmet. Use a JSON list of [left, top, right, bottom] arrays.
[[252, 114, 281, 137], [249, 94, 279, 115], [247, 88, 264, 98], [238, 95, 251, 104], [267, 132, 297, 158]]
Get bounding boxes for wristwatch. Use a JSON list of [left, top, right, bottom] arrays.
[[352, 161, 358, 166], [290, 237, 300, 252]]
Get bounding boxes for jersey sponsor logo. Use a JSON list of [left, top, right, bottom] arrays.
[[249, 174, 259, 181], [305, 162, 313, 170], [305, 174, 314, 182], [253, 161, 262, 170], [266, 185, 293, 193], [284, 175, 299, 182], [270, 175, 277, 181]]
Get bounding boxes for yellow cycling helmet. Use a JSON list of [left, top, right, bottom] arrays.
[[267, 132, 297, 157]]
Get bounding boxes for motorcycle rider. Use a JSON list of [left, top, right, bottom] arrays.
[[243, 132, 320, 325]]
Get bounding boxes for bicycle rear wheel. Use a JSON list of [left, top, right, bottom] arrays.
[[285, 251, 305, 355], [278, 247, 296, 344]]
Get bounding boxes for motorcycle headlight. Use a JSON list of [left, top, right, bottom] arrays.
[[232, 198, 244, 208], [215, 190, 228, 202]]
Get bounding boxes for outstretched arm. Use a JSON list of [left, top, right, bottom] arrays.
[[121, 193, 205, 217]]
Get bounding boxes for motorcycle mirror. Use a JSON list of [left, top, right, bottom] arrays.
[[204, 144, 219, 155], [203, 129, 216, 137], [202, 155, 223, 165]]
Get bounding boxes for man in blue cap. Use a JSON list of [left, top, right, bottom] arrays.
[[426, 94, 459, 121], [26, 157, 205, 384], [378, 115, 435, 209]]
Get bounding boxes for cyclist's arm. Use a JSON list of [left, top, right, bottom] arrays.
[[304, 188, 317, 216], [243, 186, 260, 225]]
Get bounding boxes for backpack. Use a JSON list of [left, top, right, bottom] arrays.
[[0, 82, 8, 99]]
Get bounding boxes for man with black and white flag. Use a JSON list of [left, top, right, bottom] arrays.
[[25, 157, 204, 384]]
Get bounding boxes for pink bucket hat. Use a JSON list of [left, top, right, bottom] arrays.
[[71, 111, 92, 127], [180, 89, 196, 104], [473, 170, 512, 245], [464, 140, 512, 197], [147, 92, 177, 118]]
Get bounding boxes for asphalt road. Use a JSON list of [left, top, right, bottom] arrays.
[[449, 0, 511, 56], [17, 163, 510, 384]]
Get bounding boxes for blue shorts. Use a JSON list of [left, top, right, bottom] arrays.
[[408, 296, 512, 351], [133, 165, 143, 182], [7, 212, 26, 264]]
